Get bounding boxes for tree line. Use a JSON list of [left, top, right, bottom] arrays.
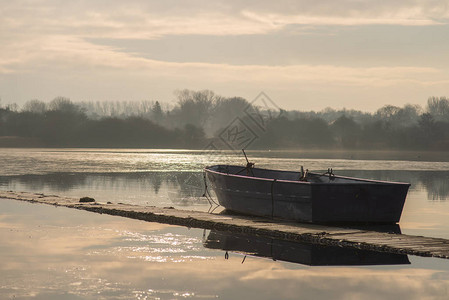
[[0, 91, 448, 150]]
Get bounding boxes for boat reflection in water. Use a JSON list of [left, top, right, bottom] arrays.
[[204, 230, 410, 266]]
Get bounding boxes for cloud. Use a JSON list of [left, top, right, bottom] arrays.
[[239, 0, 449, 26], [1, 29, 448, 113], [242, 11, 441, 27], [1, 0, 448, 44], [0, 32, 444, 88], [0, 1, 279, 40], [2, 1, 448, 73], [1, 0, 448, 109]]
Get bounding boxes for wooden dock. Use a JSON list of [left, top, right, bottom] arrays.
[[2, 190, 449, 260]]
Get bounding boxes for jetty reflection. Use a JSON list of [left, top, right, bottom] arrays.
[[204, 230, 410, 266]]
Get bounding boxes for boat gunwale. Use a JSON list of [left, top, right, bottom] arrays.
[[204, 165, 411, 187]]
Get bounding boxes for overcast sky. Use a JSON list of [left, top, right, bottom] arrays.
[[1, 0, 448, 111]]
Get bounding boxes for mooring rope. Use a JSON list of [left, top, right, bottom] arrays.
[[202, 171, 220, 210], [320, 168, 335, 179]]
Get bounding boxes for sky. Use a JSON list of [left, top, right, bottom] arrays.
[[1, 0, 448, 111]]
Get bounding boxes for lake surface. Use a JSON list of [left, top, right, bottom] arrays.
[[2, 200, 449, 300], [1, 148, 449, 299], [1, 148, 449, 238]]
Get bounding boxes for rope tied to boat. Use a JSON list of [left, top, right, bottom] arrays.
[[321, 168, 335, 179], [242, 256, 246, 264], [202, 171, 220, 211]]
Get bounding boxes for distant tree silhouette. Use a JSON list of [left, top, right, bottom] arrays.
[[1, 90, 449, 150], [151, 101, 164, 124], [49, 97, 85, 114], [181, 124, 206, 148], [331, 115, 361, 148], [254, 116, 333, 149], [170, 89, 217, 128], [427, 96, 449, 122], [22, 99, 47, 114]]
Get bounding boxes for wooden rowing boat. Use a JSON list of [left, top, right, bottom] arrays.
[[204, 164, 410, 224]]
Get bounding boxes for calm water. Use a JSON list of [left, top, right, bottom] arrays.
[[1, 148, 449, 238], [2, 200, 449, 300], [2, 148, 449, 299]]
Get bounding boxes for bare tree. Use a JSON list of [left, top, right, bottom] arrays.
[[49, 97, 84, 114], [427, 96, 449, 121], [22, 99, 47, 114]]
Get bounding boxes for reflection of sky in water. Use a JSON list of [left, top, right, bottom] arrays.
[[2, 149, 449, 238], [1, 200, 449, 299]]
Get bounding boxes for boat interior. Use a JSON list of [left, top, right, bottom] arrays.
[[206, 165, 377, 184]]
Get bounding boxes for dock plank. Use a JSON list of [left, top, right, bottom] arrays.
[[2, 190, 449, 260]]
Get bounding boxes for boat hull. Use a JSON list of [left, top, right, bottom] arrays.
[[205, 165, 410, 224]]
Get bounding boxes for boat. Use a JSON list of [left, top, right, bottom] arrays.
[[204, 162, 410, 224], [204, 230, 410, 266]]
